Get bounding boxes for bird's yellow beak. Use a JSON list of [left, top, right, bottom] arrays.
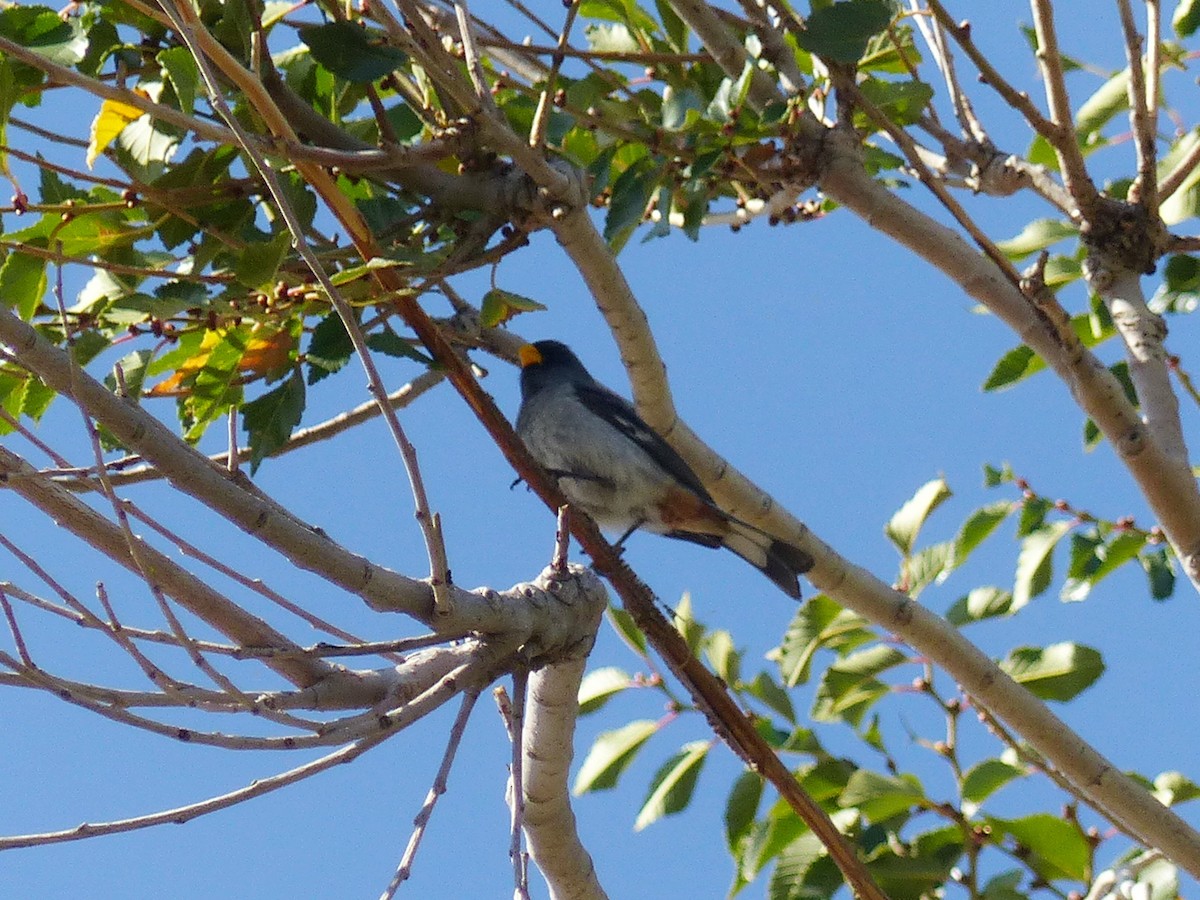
[[518, 344, 543, 368]]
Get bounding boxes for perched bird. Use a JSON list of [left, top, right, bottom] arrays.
[[516, 339, 813, 598]]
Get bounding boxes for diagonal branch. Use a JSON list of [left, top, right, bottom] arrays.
[[0, 445, 332, 687]]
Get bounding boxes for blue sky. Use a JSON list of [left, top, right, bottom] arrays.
[[2, 4, 1200, 899]]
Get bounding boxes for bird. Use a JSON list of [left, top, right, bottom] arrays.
[[515, 339, 813, 598]]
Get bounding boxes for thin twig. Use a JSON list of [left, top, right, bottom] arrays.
[[1027, 0, 1102, 212], [552, 505, 571, 576], [52, 369, 447, 491], [493, 683, 515, 738], [384, 689, 482, 898], [0, 586, 34, 667], [0, 533, 185, 694], [508, 667, 531, 900], [909, 1, 987, 144], [528, 1, 579, 150], [839, 79, 1023, 290], [1116, 0, 1158, 207], [121, 500, 388, 654], [0, 725, 393, 850], [0, 649, 332, 749], [51, 246, 267, 712], [0, 406, 71, 466]]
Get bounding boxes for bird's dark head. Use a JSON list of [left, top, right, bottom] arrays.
[[518, 340, 593, 399]]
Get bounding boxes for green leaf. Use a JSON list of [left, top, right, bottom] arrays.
[[724, 770, 763, 853], [185, 330, 247, 437], [241, 369, 305, 474], [1016, 496, 1052, 537], [983, 345, 1037, 391], [745, 671, 796, 724], [298, 22, 408, 83], [478, 288, 547, 328], [885, 478, 951, 555], [905, 541, 953, 597], [604, 155, 659, 252], [573, 719, 658, 794], [1175, 0, 1200, 36], [794, 0, 894, 64], [671, 592, 706, 652], [70, 330, 110, 366], [1061, 530, 1103, 601], [577, 666, 632, 715], [949, 501, 1013, 570], [662, 84, 704, 130], [981, 870, 1026, 900], [104, 349, 152, 401], [983, 462, 1015, 487], [767, 831, 829, 897], [811, 645, 906, 726], [1158, 130, 1200, 225], [578, 0, 660, 36], [1154, 771, 1200, 806], [1164, 252, 1200, 293], [996, 218, 1078, 259], [363, 329, 433, 365], [1076, 68, 1131, 138], [584, 22, 641, 53], [18, 373, 54, 423], [158, 46, 198, 115], [0, 7, 87, 66], [306, 312, 354, 384], [635, 741, 708, 830], [946, 586, 1014, 625], [860, 22, 921, 74], [1141, 547, 1176, 600], [775, 594, 872, 687], [840, 769, 925, 822], [961, 758, 1025, 805], [999, 642, 1105, 702], [0, 251, 47, 320], [1012, 522, 1071, 611], [606, 605, 648, 657], [1063, 529, 1146, 600], [704, 629, 739, 684], [856, 78, 934, 127], [653, 0, 688, 51], [235, 232, 292, 288], [850, 716, 882, 755], [988, 813, 1090, 880]]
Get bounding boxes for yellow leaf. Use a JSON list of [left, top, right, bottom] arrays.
[[87, 97, 145, 168], [239, 326, 295, 376], [146, 330, 223, 397]]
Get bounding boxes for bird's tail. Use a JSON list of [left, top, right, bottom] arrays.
[[720, 520, 814, 599]]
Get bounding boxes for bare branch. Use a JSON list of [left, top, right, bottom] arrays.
[[384, 688, 482, 898], [910, 1, 988, 144], [0, 586, 33, 667], [1116, 0, 1158, 208], [0, 447, 333, 686], [508, 666, 531, 900], [528, 2, 580, 150], [54, 369, 446, 492], [0, 648, 494, 850], [1028, 0, 1103, 213]]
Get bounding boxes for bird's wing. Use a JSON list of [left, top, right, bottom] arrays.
[[572, 381, 716, 503]]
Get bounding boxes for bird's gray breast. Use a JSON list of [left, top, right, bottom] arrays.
[[516, 384, 667, 530]]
